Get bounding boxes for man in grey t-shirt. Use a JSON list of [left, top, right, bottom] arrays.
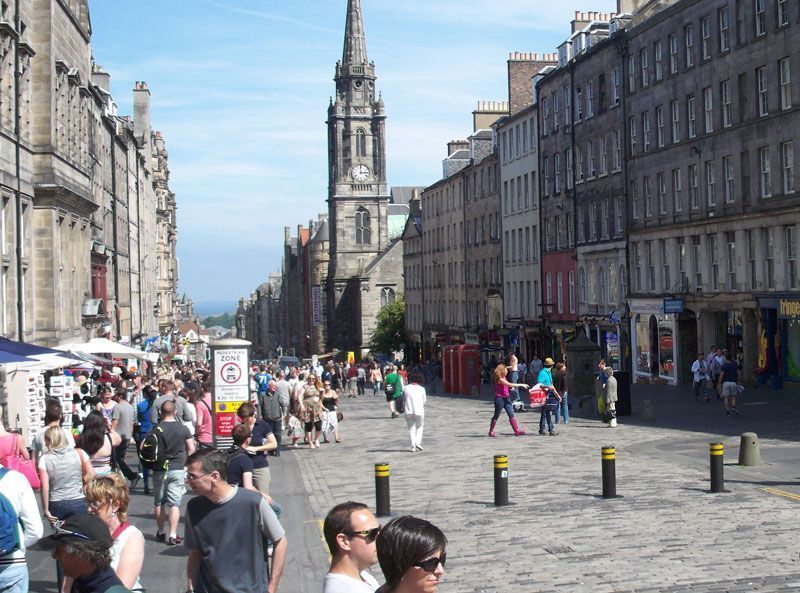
[[185, 449, 286, 593], [150, 380, 188, 425], [111, 389, 139, 485]]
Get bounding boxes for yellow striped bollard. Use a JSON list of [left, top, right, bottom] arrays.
[[710, 442, 724, 493], [375, 463, 390, 517], [494, 454, 509, 506], [602, 446, 617, 499]]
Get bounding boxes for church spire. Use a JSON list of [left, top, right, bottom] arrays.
[[342, 0, 368, 66]]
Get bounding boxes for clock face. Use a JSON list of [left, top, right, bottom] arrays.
[[352, 164, 370, 182]]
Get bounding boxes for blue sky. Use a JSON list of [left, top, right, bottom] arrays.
[[90, 0, 616, 306]]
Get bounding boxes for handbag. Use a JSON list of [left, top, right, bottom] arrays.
[[2, 434, 40, 490]]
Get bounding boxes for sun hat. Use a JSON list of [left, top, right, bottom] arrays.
[[544, 357, 555, 367], [35, 515, 112, 550]]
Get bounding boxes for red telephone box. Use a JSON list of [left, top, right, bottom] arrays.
[[448, 346, 460, 394], [458, 344, 480, 395]]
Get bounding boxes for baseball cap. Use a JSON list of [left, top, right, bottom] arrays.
[[35, 515, 112, 550]]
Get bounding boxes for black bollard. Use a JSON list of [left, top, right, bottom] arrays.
[[602, 446, 617, 499], [375, 463, 390, 517], [494, 454, 509, 506], [710, 442, 724, 493]]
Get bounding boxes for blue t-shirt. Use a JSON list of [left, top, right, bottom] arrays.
[[254, 373, 271, 394], [248, 420, 273, 470], [136, 400, 154, 434], [721, 362, 739, 383], [537, 368, 553, 388]]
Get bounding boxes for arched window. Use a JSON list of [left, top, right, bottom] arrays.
[[579, 267, 587, 305], [355, 128, 367, 157], [381, 287, 395, 308], [355, 208, 371, 245], [588, 263, 597, 304]]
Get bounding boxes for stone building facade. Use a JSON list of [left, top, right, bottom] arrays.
[[623, 0, 800, 384], [498, 53, 555, 360], [0, 1, 176, 349], [402, 198, 423, 361], [417, 102, 507, 357]]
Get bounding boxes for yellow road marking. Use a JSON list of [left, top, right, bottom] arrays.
[[763, 487, 800, 502]]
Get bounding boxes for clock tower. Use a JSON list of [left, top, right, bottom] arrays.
[[326, 0, 390, 350]]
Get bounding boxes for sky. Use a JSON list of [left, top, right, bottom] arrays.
[[90, 0, 616, 308]]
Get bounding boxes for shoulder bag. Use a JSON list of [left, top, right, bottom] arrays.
[[2, 434, 40, 490]]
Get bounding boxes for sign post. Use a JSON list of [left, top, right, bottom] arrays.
[[210, 338, 251, 449]]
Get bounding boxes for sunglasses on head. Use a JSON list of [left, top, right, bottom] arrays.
[[346, 526, 381, 542], [415, 553, 446, 573]]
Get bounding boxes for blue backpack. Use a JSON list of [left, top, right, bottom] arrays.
[[0, 468, 20, 556]]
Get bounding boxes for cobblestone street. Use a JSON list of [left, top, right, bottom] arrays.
[[298, 382, 800, 592]]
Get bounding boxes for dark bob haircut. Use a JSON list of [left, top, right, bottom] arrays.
[[376, 515, 447, 592]]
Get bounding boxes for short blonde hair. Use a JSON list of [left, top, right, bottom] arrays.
[[492, 364, 508, 384], [44, 426, 67, 451], [85, 472, 130, 522]]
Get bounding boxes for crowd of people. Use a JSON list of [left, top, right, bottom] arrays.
[[0, 353, 442, 593]]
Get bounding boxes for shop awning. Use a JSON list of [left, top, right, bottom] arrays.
[[0, 338, 87, 371], [55, 338, 159, 362]]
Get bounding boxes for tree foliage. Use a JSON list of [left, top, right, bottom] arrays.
[[202, 312, 235, 329], [369, 296, 406, 354]]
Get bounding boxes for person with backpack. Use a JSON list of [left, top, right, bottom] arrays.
[[0, 463, 43, 593], [135, 387, 156, 495], [144, 400, 195, 546], [384, 365, 403, 419]]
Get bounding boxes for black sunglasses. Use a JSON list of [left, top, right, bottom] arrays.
[[415, 553, 446, 573], [346, 526, 381, 542]]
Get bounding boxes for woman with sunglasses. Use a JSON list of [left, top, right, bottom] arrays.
[[376, 515, 447, 593], [320, 381, 341, 444], [61, 473, 145, 592]]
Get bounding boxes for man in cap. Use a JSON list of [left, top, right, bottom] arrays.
[[36, 514, 129, 592]]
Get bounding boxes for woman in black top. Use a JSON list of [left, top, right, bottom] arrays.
[[320, 381, 341, 444]]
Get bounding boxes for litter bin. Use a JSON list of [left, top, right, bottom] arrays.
[[614, 371, 632, 417], [770, 374, 783, 390]]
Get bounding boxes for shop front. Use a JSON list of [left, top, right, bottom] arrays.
[[629, 298, 678, 385], [755, 295, 800, 384]]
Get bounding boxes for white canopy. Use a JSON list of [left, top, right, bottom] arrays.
[[55, 338, 159, 362], [4, 352, 90, 373]]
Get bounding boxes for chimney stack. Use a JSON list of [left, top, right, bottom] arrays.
[[133, 81, 151, 148]]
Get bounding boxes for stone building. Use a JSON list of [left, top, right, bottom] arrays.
[[497, 53, 556, 360], [153, 130, 179, 337], [324, 0, 405, 356], [567, 14, 628, 369], [307, 215, 329, 355], [623, 0, 800, 384], [280, 225, 310, 356], [402, 197, 423, 361], [0, 1, 175, 349], [418, 102, 508, 357]]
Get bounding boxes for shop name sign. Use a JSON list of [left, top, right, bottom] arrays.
[[663, 298, 685, 314], [779, 299, 800, 319]]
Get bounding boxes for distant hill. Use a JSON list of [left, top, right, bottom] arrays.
[[194, 301, 236, 317], [202, 312, 235, 329]]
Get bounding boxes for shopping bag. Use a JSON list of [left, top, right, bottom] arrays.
[[529, 385, 546, 409]]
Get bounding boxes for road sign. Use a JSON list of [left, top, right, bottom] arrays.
[[663, 298, 685, 314], [211, 340, 250, 443]]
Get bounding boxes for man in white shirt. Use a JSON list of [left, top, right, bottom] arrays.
[[323, 502, 381, 593], [0, 467, 44, 593], [691, 352, 710, 402]]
